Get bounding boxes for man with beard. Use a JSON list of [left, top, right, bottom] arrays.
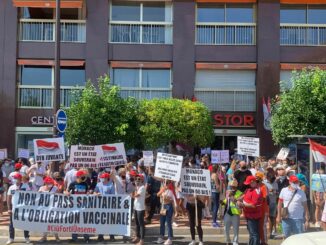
[[234, 161, 252, 193]]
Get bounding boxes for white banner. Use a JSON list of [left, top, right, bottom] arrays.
[[211, 150, 229, 164], [69, 145, 98, 168], [12, 191, 131, 236], [96, 143, 127, 167], [143, 151, 154, 166], [180, 168, 211, 196], [277, 148, 290, 160], [201, 147, 211, 155], [33, 138, 65, 162], [155, 153, 183, 182], [0, 148, 7, 160], [237, 136, 260, 157], [18, 148, 30, 159]]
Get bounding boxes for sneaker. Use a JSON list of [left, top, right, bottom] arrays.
[[25, 238, 31, 244], [188, 241, 196, 245], [315, 222, 321, 228], [211, 222, 220, 228], [269, 234, 275, 240], [156, 237, 164, 244], [164, 239, 172, 245], [199, 242, 204, 245], [6, 239, 14, 245], [172, 222, 179, 227]]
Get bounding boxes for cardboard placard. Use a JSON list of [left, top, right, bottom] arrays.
[[154, 153, 183, 182]]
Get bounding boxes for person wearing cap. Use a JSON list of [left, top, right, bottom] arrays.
[[237, 175, 263, 245], [53, 172, 64, 193], [38, 177, 60, 243], [94, 172, 115, 242], [220, 179, 242, 245], [8, 163, 23, 185], [234, 161, 252, 193], [6, 173, 30, 244], [296, 173, 309, 195], [276, 164, 289, 193], [276, 175, 309, 238], [255, 172, 268, 245], [131, 174, 146, 245], [65, 170, 90, 243]]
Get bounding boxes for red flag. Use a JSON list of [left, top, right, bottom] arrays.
[[102, 145, 117, 152], [36, 140, 59, 151], [309, 139, 326, 163]]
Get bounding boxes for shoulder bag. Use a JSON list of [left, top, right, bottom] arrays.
[[281, 189, 297, 219]]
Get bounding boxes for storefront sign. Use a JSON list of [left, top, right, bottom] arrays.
[[31, 116, 54, 126], [212, 113, 255, 128]]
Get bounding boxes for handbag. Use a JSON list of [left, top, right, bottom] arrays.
[[281, 189, 297, 219]]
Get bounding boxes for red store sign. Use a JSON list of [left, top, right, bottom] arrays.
[[212, 113, 255, 128]]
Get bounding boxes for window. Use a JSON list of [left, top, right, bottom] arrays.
[[111, 68, 172, 100], [194, 70, 256, 111], [18, 66, 85, 108], [280, 5, 326, 46], [196, 3, 256, 45], [109, 1, 173, 44]]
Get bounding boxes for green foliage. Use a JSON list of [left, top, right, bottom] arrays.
[[138, 98, 214, 149], [271, 68, 326, 145], [65, 75, 141, 149]]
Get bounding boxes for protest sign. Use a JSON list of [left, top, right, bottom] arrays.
[[18, 148, 30, 159], [155, 153, 183, 181], [33, 138, 65, 162], [277, 148, 290, 160], [211, 150, 229, 164], [0, 148, 7, 160], [237, 136, 260, 157], [97, 143, 127, 167], [12, 191, 131, 236], [143, 151, 154, 166], [201, 148, 211, 155], [311, 174, 326, 192], [180, 168, 211, 196], [69, 145, 98, 168]]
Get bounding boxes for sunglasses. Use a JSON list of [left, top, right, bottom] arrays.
[[136, 178, 142, 181]]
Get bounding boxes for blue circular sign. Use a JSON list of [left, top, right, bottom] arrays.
[[56, 109, 67, 133]]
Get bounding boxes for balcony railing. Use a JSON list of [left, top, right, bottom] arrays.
[[18, 86, 83, 108], [119, 88, 172, 100], [109, 21, 173, 44], [280, 24, 326, 46], [19, 19, 86, 42], [194, 89, 256, 111], [196, 23, 256, 45]]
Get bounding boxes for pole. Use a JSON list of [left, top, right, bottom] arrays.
[[53, 0, 61, 138], [195, 194, 198, 227]]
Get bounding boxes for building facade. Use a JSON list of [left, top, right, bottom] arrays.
[[0, 0, 326, 158]]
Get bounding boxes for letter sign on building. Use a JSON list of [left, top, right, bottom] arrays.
[[212, 113, 255, 128]]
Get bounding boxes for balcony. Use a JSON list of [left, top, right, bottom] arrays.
[[19, 19, 86, 42], [280, 24, 326, 46], [109, 21, 173, 44], [194, 89, 256, 111], [196, 23, 256, 45], [18, 86, 83, 108], [119, 88, 172, 100]]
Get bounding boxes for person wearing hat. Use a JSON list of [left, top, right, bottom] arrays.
[[94, 172, 115, 242], [237, 175, 263, 245], [38, 177, 60, 243], [220, 179, 242, 245], [8, 163, 23, 185], [276, 164, 289, 194], [6, 173, 30, 244], [53, 172, 64, 193], [131, 174, 146, 245], [65, 170, 90, 243], [276, 175, 309, 238], [255, 172, 268, 245], [296, 173, 309, 195]]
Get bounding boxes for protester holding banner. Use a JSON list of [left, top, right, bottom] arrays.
[[146, 167, 161, 224], [156, 180, 176, 245], [210, 165, 221, 228], [6, 173, 30, 245], [8, 163, 23, 185], [132, 174, 146, 245]]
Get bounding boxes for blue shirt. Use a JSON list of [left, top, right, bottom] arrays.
[[94, 181, 115, 195]]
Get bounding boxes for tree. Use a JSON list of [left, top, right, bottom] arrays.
[[138, 98, 214, 149], [271, 68, 326, 145], [65, 75, 141, 149]]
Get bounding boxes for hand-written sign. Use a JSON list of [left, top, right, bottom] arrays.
[[69, 145, 98, 168], [180, 168, 211, 196], [237, 136, 260, 157], [311, 174, 326, 193], [154, 153, 183, 182], [211, 150, 229, 164], [33, 138, 65, 162], [12, 191, 131, 236], [143, 151, 154, 166]]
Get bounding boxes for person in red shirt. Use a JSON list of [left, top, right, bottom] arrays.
[[256, 172, 269, 245], [238, 175, 263, 245]]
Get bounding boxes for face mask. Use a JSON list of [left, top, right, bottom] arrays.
[[279, 176, 286, 180], [47, 185, 53, 188], [241, 166, 246, 170], [100, 178, 105, 183], [12, 179, 17, 185], [105, 168, 110, 172], [290, 183, 299, 190], [5, 163, 10, 167]]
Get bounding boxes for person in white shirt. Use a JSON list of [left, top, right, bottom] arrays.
[[38, 177, 60, 243], [131, 174, 146, 245], [27, 161, 46, 190], [6, 173, 30, 245]]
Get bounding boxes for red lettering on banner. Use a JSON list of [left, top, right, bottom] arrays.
[[212, 113, 255, 128]]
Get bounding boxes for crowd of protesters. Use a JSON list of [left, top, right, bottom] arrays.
[[0, 153, 326, 245]]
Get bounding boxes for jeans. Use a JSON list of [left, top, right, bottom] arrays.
[[135, 210, 145, 239], [160, 203, 174, 239], [71, 233, 89, 241], [247, 218, 260, 245], [282, 218, 304, 238], [9, 215, 29, 240], [211, 192, 220, 223], [147, 194, 160, 221], [224, 213, 240, 244], [186, 202, 203, 242]]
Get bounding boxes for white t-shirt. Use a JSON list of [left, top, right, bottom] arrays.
[[279, 187, 307, 219], [114, 176, 126, 194], [20, 165, 29, 176], [39, 185, 58, 193], [134, 185, 146, 211], [29, 164, 46, 186], [64, 168, 77, 189]]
